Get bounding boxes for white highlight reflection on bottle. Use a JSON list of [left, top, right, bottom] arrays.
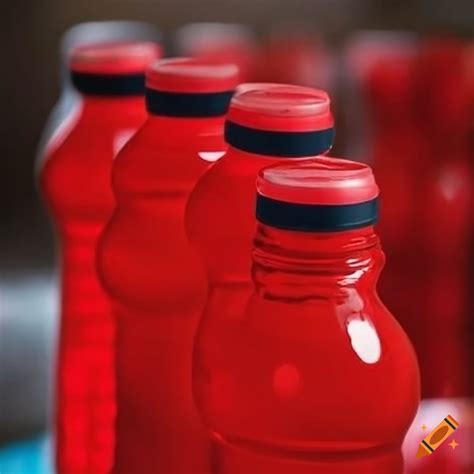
[[346, 319, 381, 364], [198, 151, 226, 162]]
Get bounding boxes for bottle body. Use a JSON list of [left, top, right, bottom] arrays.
[[194, 224, 420, 473], [40, 96, 146, 473], [186, 84, 334, 344], [371, 41, 472, 400], [186, 148, 287, 329], [97, 116, 224, 474], [414, 40, 472, 400]]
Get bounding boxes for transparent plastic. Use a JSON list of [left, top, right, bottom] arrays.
[[186, 86, 334, 357], [97, 115, 227, 474], [40, 95, 147, 474], [193, 162, 420, 473], [36, 21, 160, 161]]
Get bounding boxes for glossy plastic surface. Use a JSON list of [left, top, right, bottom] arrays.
[[414, 39, 471, 398], [364, 38, 472, 400], [357, 40, 433, 403], [97, 112, 228, 473], [40, 94, 147, 473], [36, 21, 161, 162], [186, 86, 334, 385], [193, 157, 420, 471]]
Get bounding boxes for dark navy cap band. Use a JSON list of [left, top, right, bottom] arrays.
[[146, 89, 234, 117], [256, 195, 378, 232], [71, 71, 146, 96], [225, 121, 335, 157]]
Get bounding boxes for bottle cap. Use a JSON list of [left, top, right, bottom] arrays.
[[145, 57, 239, 117], [256, 158, 379, 231], [69, 41, 161, 95], [225, 83, 334, 157], [146, 57, 239, 93]]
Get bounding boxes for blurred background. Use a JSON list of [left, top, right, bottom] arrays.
[[0, 0, 472, 472]]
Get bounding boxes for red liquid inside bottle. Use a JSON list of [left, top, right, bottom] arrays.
[[414, 39, 472, 399], [194, 158, 420, 473], [39, 42, 160, 474], [186, 84, 335, 356], [36, 21, 161, 160], [360, 43, 430, 393], [97, 58, 239, 474]]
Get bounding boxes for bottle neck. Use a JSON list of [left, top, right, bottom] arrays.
[[252, 223, 384, 300], [145, 113, 226, 133], [80, 94, 145, 118], [226, 144, 322, 162]]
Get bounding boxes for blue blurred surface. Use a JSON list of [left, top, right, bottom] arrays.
[[0, 435, 53, 474]]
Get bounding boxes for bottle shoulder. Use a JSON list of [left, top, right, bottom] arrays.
[[195, 287, 420, 450], [186, 152, 273, 233], [98, 205, 207, 313], [111, 121, 219, 197]]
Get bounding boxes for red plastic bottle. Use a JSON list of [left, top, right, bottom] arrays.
[[414, 39, 472, 400], [97, 58, 239, 474], [193, 158, 420, 474], [39, 42, 160, 474], [186, 84, 335, 341], [36, 21, 161, 160], [361, 46, 429, 383]]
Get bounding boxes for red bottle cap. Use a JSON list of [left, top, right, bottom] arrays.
[[146, 57, 240, 93], [227, 83, 334, 132], [256, 158, 379, 232], [224, 83, 334, 157], [258, 157, 378, 205], [69, 41, 161, 75]]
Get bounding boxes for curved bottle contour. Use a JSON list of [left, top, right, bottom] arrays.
[[98, 58, 239, 311], [186, 83, 335, 283], [97, 116, 224, 312], [39, 40, 160, 474], [36, 22, 161, 164], [195, 224, 420, 446], [39, 94, 149, 474], [193, 159, 420, 473], [96, 117, 219, 474], [41, 98, 145, 229], [366, 38, 472, 401], [96, 58, 239, 474]]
